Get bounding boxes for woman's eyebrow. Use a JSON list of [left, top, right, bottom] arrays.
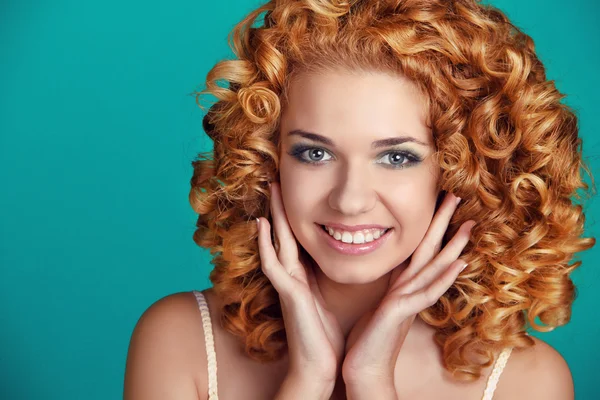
[[287, 129, 429, 148]]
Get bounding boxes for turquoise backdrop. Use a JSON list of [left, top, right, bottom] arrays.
[[1, 0, 598, 398]]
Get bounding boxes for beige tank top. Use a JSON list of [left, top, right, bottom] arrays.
[[192, 290, 512, 400]]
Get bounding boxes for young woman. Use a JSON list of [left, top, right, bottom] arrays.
[[124, 1, 595, 399]]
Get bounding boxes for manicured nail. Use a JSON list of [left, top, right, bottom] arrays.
[[460, 263, 468, 272], [256, 218, 260, 229], [455, 196, 462, 206]]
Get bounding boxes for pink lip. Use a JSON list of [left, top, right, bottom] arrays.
[[315, 223, 393, 256], [319, 222, 391, 232]]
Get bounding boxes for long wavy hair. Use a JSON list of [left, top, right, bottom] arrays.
[[189, 0, 596, 381]]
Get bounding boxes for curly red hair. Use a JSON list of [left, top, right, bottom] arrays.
[[189, 0, 596, 381]]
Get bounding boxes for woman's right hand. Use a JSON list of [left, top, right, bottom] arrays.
[[256, 181, 344, 386]]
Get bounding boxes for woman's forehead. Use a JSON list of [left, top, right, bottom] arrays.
[[281, 69, 432, 146]]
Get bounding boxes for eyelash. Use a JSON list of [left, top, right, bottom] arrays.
[[287, 145, 423, 169]]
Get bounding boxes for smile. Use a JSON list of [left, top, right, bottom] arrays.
[[315, 223, 393, 256], [321, 224, 391, 244]]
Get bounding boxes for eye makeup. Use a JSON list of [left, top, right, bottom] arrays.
[[287, 144, 424, 170]]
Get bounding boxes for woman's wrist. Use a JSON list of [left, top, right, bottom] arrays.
[[274, 373, 335, 400], [344, 377, 397, 400]]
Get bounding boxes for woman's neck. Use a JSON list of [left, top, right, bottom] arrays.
[[313, 265, 395, 338]]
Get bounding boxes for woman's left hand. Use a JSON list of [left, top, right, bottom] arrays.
[[341, 192, 476, 387]]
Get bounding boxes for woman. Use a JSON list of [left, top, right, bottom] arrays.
[[124, 0, 595, 399]]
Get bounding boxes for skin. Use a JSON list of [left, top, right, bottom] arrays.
[[123, 67, 576, 400], [277, 67, 444, 338], [263, 179, 473, 398], [269, 67, 476, 397]]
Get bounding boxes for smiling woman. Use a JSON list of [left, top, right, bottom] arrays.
[[278, 70, 440, 285], [124, 1, 595, 399]]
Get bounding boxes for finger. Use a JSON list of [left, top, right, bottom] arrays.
[[409, 191, 460, 269], [400, 258, 468, 316], [395, 192, 462, 286], [269, 182, 300, 267], [344, 302, 413, 372], [268, 189, 280, 254], [393, 219, 474, 294], [258, 218, 338, 359], [256, 217, 294, 296], [307, 270, 343, 358], [306, 266, 331, 320]]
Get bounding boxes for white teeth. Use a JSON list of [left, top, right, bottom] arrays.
[[341, 232, 353, 243], [353, 232, 365, 244], [323, 225, 388, 244]]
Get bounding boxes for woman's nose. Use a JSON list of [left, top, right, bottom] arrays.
[[327, 166, 377, 216]]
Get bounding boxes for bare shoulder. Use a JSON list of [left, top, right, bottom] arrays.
[[497, 336, 574, 400], [124, 290, 210, 400]]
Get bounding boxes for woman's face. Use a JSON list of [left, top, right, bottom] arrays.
[[278, 68, 440, 284]]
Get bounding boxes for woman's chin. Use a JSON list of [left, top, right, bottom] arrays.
[[312, 261, 390, 285]]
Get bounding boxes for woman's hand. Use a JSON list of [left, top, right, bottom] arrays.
[[257, 182, 345, 387], [341, 192, 476, 388]]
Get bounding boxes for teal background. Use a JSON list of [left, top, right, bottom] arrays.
[[1, 0, 598, 398]]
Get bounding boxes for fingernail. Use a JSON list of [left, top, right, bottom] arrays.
[[460, 262, 468, 272], [256, 218, 260, 229], [455, 196, 462, 206]]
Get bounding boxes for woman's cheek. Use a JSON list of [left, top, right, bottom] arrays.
[[388, 191, 437, 245]]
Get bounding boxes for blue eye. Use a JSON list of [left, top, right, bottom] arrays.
[[375, 151, 417, 168], [288, 146, 333, 164], [287, 145, 422, 169]]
